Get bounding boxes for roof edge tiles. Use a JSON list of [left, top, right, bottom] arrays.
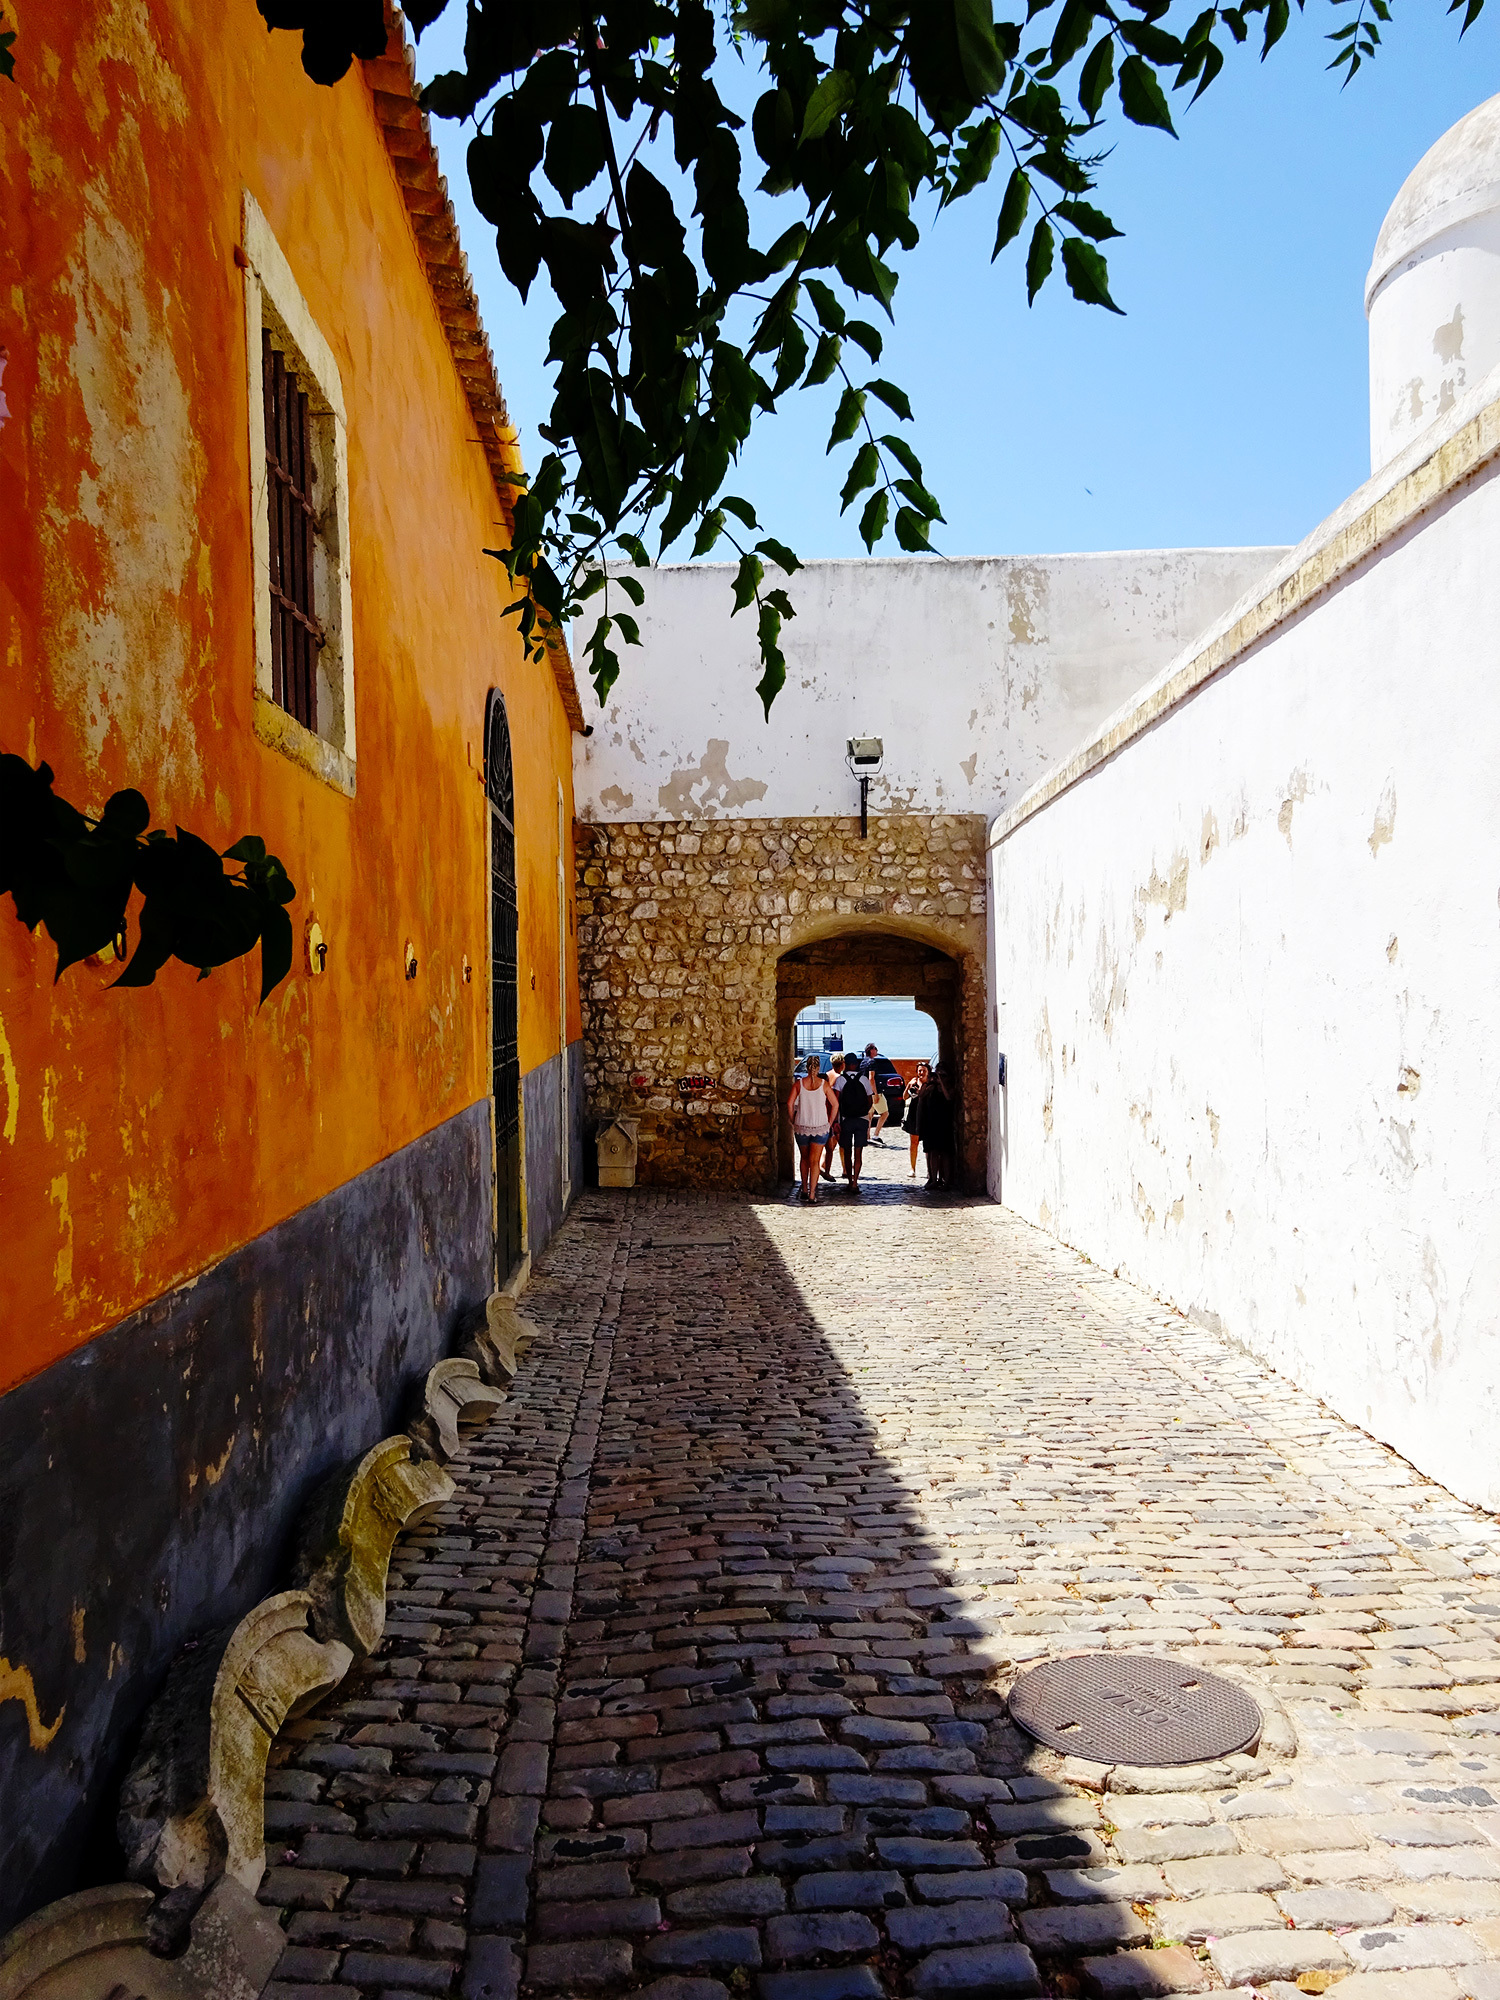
[[362, 7, 586, 733]]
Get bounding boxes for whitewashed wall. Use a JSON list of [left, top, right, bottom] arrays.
[[575, 551, 1282, 824], [988, 391, 1500, 1511]]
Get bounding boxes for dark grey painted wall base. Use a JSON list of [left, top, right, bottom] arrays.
[[0, 1100, 494, 1931], [523, 1038, 586, 1253]]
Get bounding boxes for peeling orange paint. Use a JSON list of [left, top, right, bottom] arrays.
[[1, 0, 582, 1391]]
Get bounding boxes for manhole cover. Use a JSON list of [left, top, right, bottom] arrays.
[[1008, 1653, 1262, 1765]]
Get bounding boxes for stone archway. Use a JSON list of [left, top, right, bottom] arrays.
[[775, 923, 985, 1192], [574, 813, 988, 1192]]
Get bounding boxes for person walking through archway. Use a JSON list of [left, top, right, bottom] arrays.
[[920, 1061, 957, 1191], [838, 1056, 872, 1193], [821, 1055, 843, 1182], [905, 1063, 929, 1177], [789, 1056, 838, 1204]]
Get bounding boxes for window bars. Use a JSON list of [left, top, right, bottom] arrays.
[[262, 331, 323, 731]]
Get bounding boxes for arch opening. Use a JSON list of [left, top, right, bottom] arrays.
[[774, 926, 985, 1192]]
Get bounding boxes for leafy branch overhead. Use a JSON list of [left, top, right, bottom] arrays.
[[262, 0, 1484, 713], [0, 755, 297, 1002]]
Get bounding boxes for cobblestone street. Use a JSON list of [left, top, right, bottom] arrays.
[[262, 1157, 1500, 2000]]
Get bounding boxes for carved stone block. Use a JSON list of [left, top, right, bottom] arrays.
[[119, 1592, 351, 1899], [409, 1355, 506, 1460], [292, 1435, 455, 1656]]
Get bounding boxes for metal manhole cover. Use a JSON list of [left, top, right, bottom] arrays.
[[1008, 1653, 1262, 1765]]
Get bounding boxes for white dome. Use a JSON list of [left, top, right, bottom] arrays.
[[1367, 93, 1500, 311], [1365, 95, 1500, 473]]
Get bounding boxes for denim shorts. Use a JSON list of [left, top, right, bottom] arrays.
[[795, 1129, 829, 1152], [844, 1118, 870, 1148]]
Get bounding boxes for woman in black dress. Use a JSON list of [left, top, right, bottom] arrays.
[[905, 1063, 929, 1177]]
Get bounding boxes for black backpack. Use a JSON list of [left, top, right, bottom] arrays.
[[840, 1075, 871, 1121]]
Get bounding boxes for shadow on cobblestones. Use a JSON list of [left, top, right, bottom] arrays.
[[258, 1182, 1500, 2000]]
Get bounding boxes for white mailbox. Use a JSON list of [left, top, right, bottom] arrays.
[[596, 1117, 640, 1188]]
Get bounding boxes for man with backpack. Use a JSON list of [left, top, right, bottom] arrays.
[[836, 1054, 873, 1192]]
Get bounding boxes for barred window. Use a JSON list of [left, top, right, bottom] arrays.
[[262, 333, 323, 732], [241, 190, 355, 790]]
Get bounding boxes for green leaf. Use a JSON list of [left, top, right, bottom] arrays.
[[993, 167, 1031, 258], [732, 551, 765, 612], [801, 69, 855, 144], [1026, 218, 1055, 303], [859, 488, 890, 550], [1118, 19, 1185, 62], [616, 574, 646, 605], [1061, 234, 1124, 312], [804, 278, 846, 331], [947, 117, 1001, 204], [543, 102, 605, 205], [1046, 0, 1098, 75], [755, 598, 789, 717], [756, 536, 801, 573], [805, 332, 843, 386], [1262, 0, 1291, 51], [691, 509, 726, 557], [827, 385, 866, 449], [866, 378, 914, 422], [1118, 54, 1177, 132], [843, 320, 884, 362], [722, 495, 759, 529], [893, 506, 934, 553], [614, 612, 642, 645], [839, 441, 881, 510], [880, 433, 924, 481], [954, 0, 1007, 95], [1055, 199, 1122, 241], [1079, 33, 1115, 116]]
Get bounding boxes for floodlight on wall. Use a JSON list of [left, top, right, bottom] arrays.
[[846, 738, 884, 840]]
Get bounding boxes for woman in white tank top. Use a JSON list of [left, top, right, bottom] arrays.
[[788, 1056, 839, 1205]]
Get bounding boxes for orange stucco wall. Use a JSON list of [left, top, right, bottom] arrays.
[[0, 0, 582, 1393]]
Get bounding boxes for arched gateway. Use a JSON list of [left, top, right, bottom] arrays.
[[575, 815, 988, 1193], [775, 926, 983, 1191]]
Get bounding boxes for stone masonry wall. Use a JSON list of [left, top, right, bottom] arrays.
[[575, 814, 987, 1189]]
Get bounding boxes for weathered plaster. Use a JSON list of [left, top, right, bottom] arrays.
[[0, 1101, 492, 1929], [988, 411, 1500, 1512], [574, 551, 1285, 828]]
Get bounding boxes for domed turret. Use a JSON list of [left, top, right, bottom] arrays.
[[1366, 94, 1500, 473]]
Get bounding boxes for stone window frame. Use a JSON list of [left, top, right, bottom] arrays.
[[241, 189, 356, 796]]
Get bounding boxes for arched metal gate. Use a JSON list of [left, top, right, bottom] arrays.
[[485, 689, 523, 1282]]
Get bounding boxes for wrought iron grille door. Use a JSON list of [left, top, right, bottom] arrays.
[[486, 690, 523, 1283]]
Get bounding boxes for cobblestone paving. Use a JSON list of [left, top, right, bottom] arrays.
[[262, 1148, 1500, 2000]]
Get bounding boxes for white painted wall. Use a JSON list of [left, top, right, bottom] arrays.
[[575, 551, 1282, 824], [988, 412, 1500, 1510], [1367, 93, 1500, 473]]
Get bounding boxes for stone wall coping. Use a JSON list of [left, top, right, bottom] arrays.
[[986, 360, 1500, 854]]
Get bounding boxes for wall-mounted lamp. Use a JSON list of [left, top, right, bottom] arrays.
[[846, 737, 884, 840]]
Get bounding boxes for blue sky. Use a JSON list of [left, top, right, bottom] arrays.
[[413, 11, 1498, 561]]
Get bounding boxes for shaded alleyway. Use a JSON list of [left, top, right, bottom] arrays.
[[261, 1189, 1500, 2000]]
